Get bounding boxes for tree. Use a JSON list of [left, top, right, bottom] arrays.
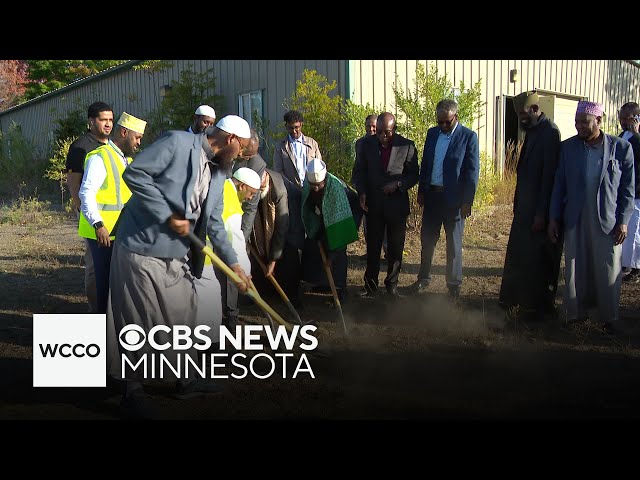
[[23, 60, 126, 100], [0, 60, 27, 110], [339, 99, 383, 166], [392, 63, 485, 160], [53, 108, 87, 145], [145, 66, 224, 144], [284, 69, 346, 179]]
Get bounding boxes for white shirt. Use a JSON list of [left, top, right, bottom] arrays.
[[79, 140, 129, 227]]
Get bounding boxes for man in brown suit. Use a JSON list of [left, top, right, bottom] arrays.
[[273, 110, 322, 188]]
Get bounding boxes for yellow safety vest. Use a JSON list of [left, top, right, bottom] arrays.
[[205, 180, 244, 265], [78, 143, 133, 240]]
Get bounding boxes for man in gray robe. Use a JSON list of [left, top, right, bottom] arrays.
[[106, 115, 252, 418], [499, 91, 562, 321], [548, 101, 635, 333]]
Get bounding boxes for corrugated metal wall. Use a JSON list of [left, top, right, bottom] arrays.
[[350, 59, 640, 160], [0, 60, 346, 154], [4, 59, 638, 165]]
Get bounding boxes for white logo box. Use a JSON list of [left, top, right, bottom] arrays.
[[33, 314, 106, 387]]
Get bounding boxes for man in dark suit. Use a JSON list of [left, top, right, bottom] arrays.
[[352, 112, 419, 298], [412, 99, 479, 299], [499, 91, 562, 320], [619, 102, 640, 283]]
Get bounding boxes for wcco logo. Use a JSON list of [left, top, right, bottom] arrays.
[[33, 314, 106, 387]]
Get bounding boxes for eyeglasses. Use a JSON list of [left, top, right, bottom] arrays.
[[234, 135, 249, 152], [437, 117, 457, 126]]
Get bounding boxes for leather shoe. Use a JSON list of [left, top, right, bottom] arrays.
[[223, 316, 239, 329], [448, 286, 461, 300], [411, 279, 430, 294], [360, 288, 376, 298], [386, 285, 400, 299]]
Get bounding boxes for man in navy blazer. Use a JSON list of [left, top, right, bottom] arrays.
[[548, 101, 635, 331], [412, 99, 479, 299], [548, 101, 635, 332]]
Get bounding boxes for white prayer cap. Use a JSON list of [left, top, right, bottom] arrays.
[[306, 159, 327, 183], [233, 167, 261, 190], [195, 105, 216, 118], [216, 115, 251, 139]]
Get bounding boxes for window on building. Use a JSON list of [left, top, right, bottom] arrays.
[[238, 90, 263, 128]]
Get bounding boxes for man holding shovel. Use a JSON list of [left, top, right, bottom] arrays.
[[106, 115, 252, 418], [301, 159, 359, 305]]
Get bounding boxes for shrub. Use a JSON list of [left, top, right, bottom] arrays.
[[0, 187, 54, 226], [392, 63, 485, 160], [44, 137, 74, 209]]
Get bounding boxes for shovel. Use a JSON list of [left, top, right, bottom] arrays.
[[248, 243, 304, 326], [318, 242, 349, 336]]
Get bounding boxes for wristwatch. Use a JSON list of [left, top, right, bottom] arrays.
[[396, 180, 403, 189], [93, 221, 104, 230]]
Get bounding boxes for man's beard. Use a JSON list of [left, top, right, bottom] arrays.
[[260, 183, 269, 200]]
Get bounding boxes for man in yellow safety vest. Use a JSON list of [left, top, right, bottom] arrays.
[[78, 112, 146, 313]]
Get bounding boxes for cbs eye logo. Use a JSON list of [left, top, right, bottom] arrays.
[[118, 325, 146, 351]]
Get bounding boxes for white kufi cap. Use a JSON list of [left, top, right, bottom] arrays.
[[194, 105, 216, 118], [215, 115, 251, 139], [233, 167, 261, 190], [306, 159, 327, 183]]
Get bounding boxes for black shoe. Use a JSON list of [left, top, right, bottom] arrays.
[[361, 279, 377, 298], [448, 286, 461, 300], [360, 288, 376, 298], [622, 269, 640, 283], [223, 316, 239, 329], [120, 393, 156, 420], [411, 279, 430, 294], [386, 285, 400, 299], [175, 380, 225, 400]]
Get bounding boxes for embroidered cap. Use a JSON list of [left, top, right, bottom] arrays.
[[576, 100, 604, 117], [117, 112, 146, 134]]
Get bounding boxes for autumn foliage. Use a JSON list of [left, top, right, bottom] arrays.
[[0, 60, 27, 110]]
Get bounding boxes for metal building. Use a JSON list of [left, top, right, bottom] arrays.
[[1, 59, 638, 171]]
